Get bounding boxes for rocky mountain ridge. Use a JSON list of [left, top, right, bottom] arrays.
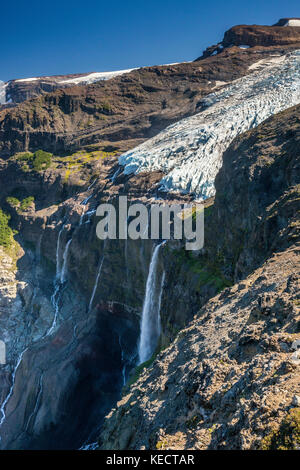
[[0, 19, 299, 450], [100, 103, 300, 450]]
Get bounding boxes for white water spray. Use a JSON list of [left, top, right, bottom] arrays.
[[0, 348, 28, 431], [138, 242, 165, 364], [55, 225, 65, 279], [60, 238, 72, 283], [79, 195, 92, 225], [88, 257, 104, 312]]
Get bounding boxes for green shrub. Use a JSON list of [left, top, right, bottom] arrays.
[[0, 209, 14, 249], [6, 197, 20, 208], [261, 408, 300, 450], [16, 152, 34, 162], [127, 351, 158, 388], [19, 196, 34, 212], [15, 150, 53, 172], [33, 150, 52, 171]]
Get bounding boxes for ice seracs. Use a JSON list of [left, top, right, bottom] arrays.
[[119, 50, 300, 200]]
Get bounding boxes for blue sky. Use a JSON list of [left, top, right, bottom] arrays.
[[1, 0, 299, 81]]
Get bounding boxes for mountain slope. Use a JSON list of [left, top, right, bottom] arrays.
[[100, 103, 300, 450], [119, 50, 300, 199], [1, 35, 300, 158]]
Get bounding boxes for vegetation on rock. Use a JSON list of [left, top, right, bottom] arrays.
[[15, 149, 53, 171], [261, 408, 300, 450], [0, 209, 15, 249]]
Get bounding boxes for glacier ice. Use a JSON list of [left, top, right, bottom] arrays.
[[58, 69, 137, 85], [0, 81, 7, 104], [119, 50, 300, 199]]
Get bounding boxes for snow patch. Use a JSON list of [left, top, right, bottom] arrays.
[[0, 81, 7, 104], [283, 19, 300, 27], [58, 69, 137, 85], [212, 80, 228, 89], [248, 55, 286, 71], [14, 77, 39, 82], [119, 50, 300, 199]]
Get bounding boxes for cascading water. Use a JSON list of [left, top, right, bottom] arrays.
[[79, 195, 93, 225], [0, 348, 28, 432], [88, 256, 105, 312], [25, 373, 44, 432], [0, 181, 101, 443], [138, 242, 165, 364], [55, 225, 65, 280], [60, 238, 72, 283]]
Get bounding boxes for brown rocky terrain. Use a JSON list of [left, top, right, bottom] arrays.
[[0, 20, 299, 450], [200, 22, 300, 58], [2, 73, 90, 107], [99, 104, 300, 450], [1, 33, 300, 159]]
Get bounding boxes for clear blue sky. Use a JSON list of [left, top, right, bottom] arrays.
[[1, 0, 299, 81]]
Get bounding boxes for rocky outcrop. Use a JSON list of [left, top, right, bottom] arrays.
[[208, 104, 300, 280], [0, 20, 300, 451], [1, 70, 137, 108], [1, 44, 299, 158], [99, 104, 300, 450], [100, 247, 300, 450], [200, 23, 300, 59], [223, 24, 300, 48]]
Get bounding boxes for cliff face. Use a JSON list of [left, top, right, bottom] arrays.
[[0, 21, 299, 451], [223, 24, 300, 48], [100, 105, 300, 450], [0, 147, 209, 449], [199, 23, 300, 59], [1, 43, 299, 158]]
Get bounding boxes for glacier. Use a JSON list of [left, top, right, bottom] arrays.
[[0, 81, 7, 104], [58, 69, 137, 85], [119, 50, 300, 199]]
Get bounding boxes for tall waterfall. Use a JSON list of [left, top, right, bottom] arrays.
[[55, 225, 65, 280], [60, 238, 72, 283], [0, 348, 28, 431], [88, 256, 104, 312], [138, 242, 165, 364]]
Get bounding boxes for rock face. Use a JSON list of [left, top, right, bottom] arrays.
[[200, 22, 300, 59], [1, 43, 300, 158], [223, 24, 300, 48], [0, 20, 300, 451], [100, 104, 300, 450], [0, 69, 136, 107]]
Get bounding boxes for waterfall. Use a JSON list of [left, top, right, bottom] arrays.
[[157, 270, 165, 338], [118, 334, 127, 386], [36, 234, 43, 262], [60, 239, 72, 283], [79, 195, 92, 225], [87, 178, 97, 191], [25, 373, 44, 432], [88, 256, 104, 312], [138, 242, 165, 364], [0, 348, 28, 431], [55, 225, 65, 279], [111, 167, 121, 182]]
